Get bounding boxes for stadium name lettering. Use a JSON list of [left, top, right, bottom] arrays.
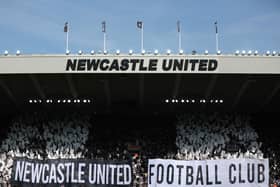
[[65, 58, 218, 72]]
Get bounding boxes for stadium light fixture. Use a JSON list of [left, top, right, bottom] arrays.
[[191, 99, 195, 103], [65, 50, 70, 55], [179, 49, 184, 55], [204, 50, 209, 55], [116, 49, 120, 55], [278, 51, 280, 56], [254, 50, 258, 56], [57, 100, 61, 103], [220, 99, 224, 103], [272, 51, 276, 56], [247, 50, 252, 56], [235, 50, 240, 55], [90, 50, 95, 55], [129, 49, 133, 55], [78, 50, 83, 55], [103, 50, 108, 55], [29, 99, 32, 103], [16, 50, 21, 56], [165, 99, 169, 103], [241, 50, 246, 56], [216, 50, 221, 55], [141, 49, 146, 55], [154, 49, 159, 55], [166, 49, 171, 55], [186, 99, 189, 103], [266, 50, 270, 56], [4, 50, 8, 56], [181, 99, 185, 103]]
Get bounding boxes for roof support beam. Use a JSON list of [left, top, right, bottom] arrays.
[[0, 80, 17, 106], [103, 80, 111, 109], [28, 75, 46, 100], [65, 75, 78, 98], [261, 83, 280, 110], [232, 79, 255, 109], [172, 74, 181, 98], [139, 75, 144, 108]]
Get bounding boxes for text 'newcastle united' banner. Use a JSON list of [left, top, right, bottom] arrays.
[[11, 157, 132, 186], [148, 158, 268, 187]]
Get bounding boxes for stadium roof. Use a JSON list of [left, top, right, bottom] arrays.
[[0, 54, 279, 116]]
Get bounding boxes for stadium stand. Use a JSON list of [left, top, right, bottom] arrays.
[[0, 112, 279, 186]]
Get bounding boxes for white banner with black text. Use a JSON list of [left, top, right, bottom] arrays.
[[148, 158, 268, 187]]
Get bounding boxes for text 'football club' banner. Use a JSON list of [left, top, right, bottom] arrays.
[[11, 157, 132, 186], [148, 158, 269, 187]]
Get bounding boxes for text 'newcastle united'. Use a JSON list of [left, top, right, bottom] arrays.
[[66, 58, 218, 72]]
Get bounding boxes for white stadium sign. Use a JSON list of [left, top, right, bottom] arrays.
[[148, 158, 269, 187], [0, 55, 279, 74]]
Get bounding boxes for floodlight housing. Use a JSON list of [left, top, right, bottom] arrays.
[[78, 50, 83, 55], [248, 50, 252, 56], [16, 50, 21, 56], [90, 50, 95, 55], [179, 49, 184, 55], [116, 49, 120, 55], [154, 49, 159, 55], [166, 49, 171, 55], [235, 50, 240, 55], [204, 50, 209, 55], [129, 49, 133, 55]]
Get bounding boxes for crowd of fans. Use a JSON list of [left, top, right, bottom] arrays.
[[0, 112, 279, 186], [175, 113, 263, 160]]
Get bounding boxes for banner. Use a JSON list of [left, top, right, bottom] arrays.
[[11, 157, 132, 186], [148, 158, 269, 187]]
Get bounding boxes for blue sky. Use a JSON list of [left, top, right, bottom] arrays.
[[0, 0, 279, 54]]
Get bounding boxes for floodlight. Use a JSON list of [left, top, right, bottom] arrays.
[[204, 50, 209, 55], [179, 49, 184, 55], [248, 50, 252, 56], [272, 51, 276, 56], [141, 49, 146, 55], [241, 50, 246, 55], [16, 50, 21, 55], [266, 50, 270, 56], [254, 50, 258, 56], [90, 50, 95, 55], [116, 49, 120, 55], [78, 50, 83, 55], [66, 50, 70, 55], [217, 50, 221, 55], [129, 49, 133, 55], [166, 49, 171, 55], [4, 50, 8, 56], [235, 50, 240, 55], [154, 49, 159, 55], [103, 50, 108, 55]]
